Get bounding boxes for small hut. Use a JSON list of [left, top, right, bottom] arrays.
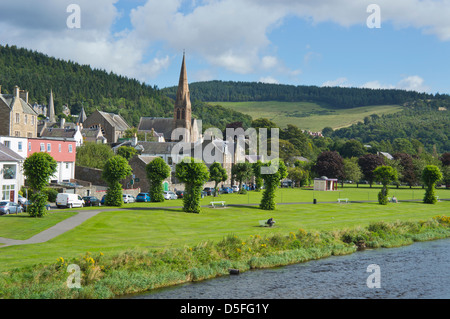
[[314, 176, 338, 191]]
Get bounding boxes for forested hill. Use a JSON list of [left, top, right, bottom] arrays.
[[162, 80, 450, 109], [0, 45, 251, 129]]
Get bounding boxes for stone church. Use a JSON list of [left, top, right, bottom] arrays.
[[138, 53, 200, 143]]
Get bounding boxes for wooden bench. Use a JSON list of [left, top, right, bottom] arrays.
[[210, 201, 226, 208], [337, 198, 348, 203]]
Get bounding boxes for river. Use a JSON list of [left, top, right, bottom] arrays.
[[130, 238, 450, 299]]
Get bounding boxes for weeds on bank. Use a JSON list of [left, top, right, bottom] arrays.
[[1, 215, 450, 299]]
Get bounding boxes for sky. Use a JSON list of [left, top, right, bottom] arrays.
[[1, 0, 450, 94]]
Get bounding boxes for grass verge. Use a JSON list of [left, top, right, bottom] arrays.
[[1, 215, 450, 299]]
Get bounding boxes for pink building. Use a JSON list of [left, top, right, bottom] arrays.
[[27, 138, 76, 183]]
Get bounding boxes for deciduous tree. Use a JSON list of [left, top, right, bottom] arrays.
[[146, 157, 171, 202]]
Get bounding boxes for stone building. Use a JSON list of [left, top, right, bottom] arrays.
[[0, 85, 38, 138], [82, 110, 130, 143]]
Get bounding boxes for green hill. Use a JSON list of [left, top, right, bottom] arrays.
[[0, 45, 251, 130]]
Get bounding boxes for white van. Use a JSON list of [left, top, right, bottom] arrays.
[[56, 193, 85, 208]]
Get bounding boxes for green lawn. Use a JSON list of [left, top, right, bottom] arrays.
[[0, 186, 448, 271], [211, 101, 403, 130]]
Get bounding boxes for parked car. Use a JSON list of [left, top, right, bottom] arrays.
[[232, 185, 239, 193], [0, 201, 23, 215], [101, 195, 106, 205], [22, 200, 51, 212], [203, 187, 214, 196], [163, 191, 178, 200], [136, 193, 151, 202], [123, 194, 136, 203], [56, 193, 85, 208], [220, 187, 233, 194], [17, 194, 27, 205], [176, 190, 184, 199], [201, 190, 207, 198], [82, 196, 101, 206]]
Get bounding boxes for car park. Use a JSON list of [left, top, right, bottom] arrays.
[[123, 194, 136, 203], [0, 201, 23, 215], [163, 191, 178, 200], [82, 196, 101, 206], [136, 193, 151, 202]]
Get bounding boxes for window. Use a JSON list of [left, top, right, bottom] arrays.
[[27, 132, 32, 138], [59, 144, 61, 152], [14, 131, 20, 137], [15, 113, 20, 124], [68, 144, 73, 153], [24, 115, 28, 125], [18, 142, 22, 151], [40, 143, 45, 152], [65, 163, 69, 169], [47, 143, 51, 152], [29, 142, 32, 152], [168, 157, 173, 165], [31, 116, 35, 126], [2, 165, 16, 179], [3, 141, 10, 148], [2, 185, 15, 201]]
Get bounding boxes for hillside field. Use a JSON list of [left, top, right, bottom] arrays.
[[209, 101, 404, 131]]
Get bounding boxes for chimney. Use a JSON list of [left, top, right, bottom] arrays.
[[132, 133, 138, 147], [14, 86, 20, 98], [19, 90, 29, 104]]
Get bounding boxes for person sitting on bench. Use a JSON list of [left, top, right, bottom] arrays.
[[267, 218, 275, 227]]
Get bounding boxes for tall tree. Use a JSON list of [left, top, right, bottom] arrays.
[[373, 166, 398, 205], [422, 165, 443, 204], [358, 154, 385, 187], [260, 159, 288, 210], [146, 157, 171, 202], [209, 162, 228, 197], [342, 157, 362, 187], [23, 153, 57, 217], [175, 157, 210, 213], [102, 156, 132, 207]]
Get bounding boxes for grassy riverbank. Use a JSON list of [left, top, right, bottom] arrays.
[[1, 215, 450, 299]]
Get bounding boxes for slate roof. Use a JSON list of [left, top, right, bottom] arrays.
[[138, 117, 173, 139], [97, 111, 130, 131], [0, 143, 24, 162], [40, 128, 77, 139], [0, 94, 37, 115]]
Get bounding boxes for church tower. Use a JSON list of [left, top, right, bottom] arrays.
[[173, 52, 192, 141], [48, 89, 56, 123]]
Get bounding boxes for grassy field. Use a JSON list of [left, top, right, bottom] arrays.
[[210, 101, 404, 130], [0, 186, 448, 271]]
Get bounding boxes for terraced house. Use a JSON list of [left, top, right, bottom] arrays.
[[0, 85, 38, 138]]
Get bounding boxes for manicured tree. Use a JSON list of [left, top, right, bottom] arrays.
[[373, 166, 398, 205], [231, 162, 253, 194], [313, 151, 344, 180], [252, 160, 264, 191], [23, 152, 57, 217], [175, 157, 210, 213], [209, 162, 228, 197], [422, 165, 443, 204], [358, 153, 385, 187], [260, 159, 288, 210], [146, 157, 171, 202], [102, 155, 132, 207]]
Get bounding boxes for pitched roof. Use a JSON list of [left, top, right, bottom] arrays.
[[0, 94, 38, 115], [0, 143, 23, 162], [40, 128, 77, 139], [78, 107, 87, 124], [138, 117, 173, 139], [97, 111, 130, 131]]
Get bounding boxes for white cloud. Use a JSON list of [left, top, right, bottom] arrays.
[[321, 77, 351, 88], [259, 76, 279, 84]]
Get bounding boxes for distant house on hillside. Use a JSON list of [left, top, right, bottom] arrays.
[[82, 110, 130, 143]]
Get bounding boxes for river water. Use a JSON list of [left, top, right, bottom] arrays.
[[131, 238, 450, 299]]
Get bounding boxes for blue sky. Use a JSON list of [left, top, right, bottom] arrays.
[[1, 0, 450, 93]]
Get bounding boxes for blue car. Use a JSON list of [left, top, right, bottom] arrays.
[[136, 193, 151, 202], [101, 195, 106, 205], [220, 187, 233, 194]]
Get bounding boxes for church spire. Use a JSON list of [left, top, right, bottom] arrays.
[[173, 52, 192, 139], [48, 89, 56, 123]]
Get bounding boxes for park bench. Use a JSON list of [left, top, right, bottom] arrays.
[[210, 201, 226, 208], [337, 198, 349, 203]]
